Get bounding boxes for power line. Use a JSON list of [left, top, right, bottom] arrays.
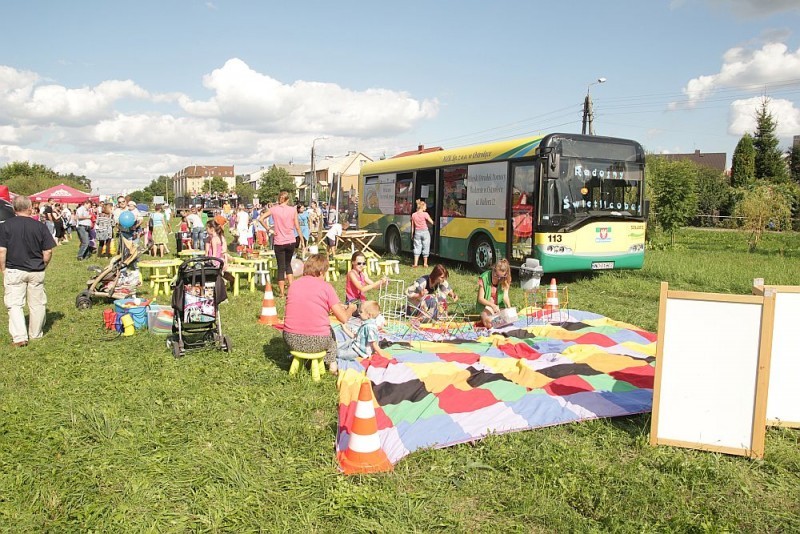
[[408, 77, 800, 153], [422, 103, 581, 147]]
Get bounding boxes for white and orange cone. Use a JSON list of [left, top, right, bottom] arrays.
[[258, 275, 279, 325], [338, 379, 393, 475], [544, 277, 560, 314]]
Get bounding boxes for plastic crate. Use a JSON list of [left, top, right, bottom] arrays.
[[147, 304, 174, 335]]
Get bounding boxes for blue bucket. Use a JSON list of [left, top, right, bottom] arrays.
[[114, 298, 151, 330]]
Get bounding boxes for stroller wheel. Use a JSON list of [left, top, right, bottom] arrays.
[[171, 340, 184, 358], [76, 291, 93, 310], [222, 335, 232, 353]]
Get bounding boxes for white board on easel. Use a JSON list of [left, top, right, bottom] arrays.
[[650, 282, 775, 459], [752, 281, 800, 428]]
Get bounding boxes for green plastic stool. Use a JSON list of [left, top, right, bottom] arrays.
[[289, 350, 327, 381]]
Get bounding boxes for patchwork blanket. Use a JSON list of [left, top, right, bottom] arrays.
[[335, 309, 656, 467]]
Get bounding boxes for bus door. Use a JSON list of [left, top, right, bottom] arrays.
[[509, 162, 537, 264], [415, 169, 438, 255]]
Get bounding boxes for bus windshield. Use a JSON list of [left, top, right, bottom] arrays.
[[540, 156, 644, 231]]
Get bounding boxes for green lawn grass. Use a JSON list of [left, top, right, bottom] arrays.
[[1, 228, 798, 532]]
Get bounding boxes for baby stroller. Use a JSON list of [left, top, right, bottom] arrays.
[[168, 255, 232, 357], [76, 234, 144, 309]]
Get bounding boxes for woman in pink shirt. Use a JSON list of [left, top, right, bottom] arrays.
[[411, 199, 434, 268], [283, 254, 353, 375], [258, 191, 304, 298]]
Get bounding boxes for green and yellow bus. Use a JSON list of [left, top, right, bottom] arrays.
[[359, 133, 646, 272]]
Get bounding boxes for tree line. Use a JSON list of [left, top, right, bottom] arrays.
[[648, 98, 800, 250], [0, 161, 92, 196], [127, 165, 299, 206]]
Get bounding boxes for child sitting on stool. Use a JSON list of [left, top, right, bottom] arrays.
[[339, 300, 387, 361]]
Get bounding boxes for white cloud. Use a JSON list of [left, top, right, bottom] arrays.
[[674, 42, 800, 107], [88, 114, 259, 156], [728, 96, 800, 138], [672, 0, 800, 17], [179, 58, 439, 136], [0, 59, 438, 193], [706, 0, 800, 17], [0, 65, 153, 126]]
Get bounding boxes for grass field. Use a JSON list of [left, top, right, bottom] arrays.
[[1, 228, 798, 532]]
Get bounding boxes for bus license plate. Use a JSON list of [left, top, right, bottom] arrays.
[[591, 261, 615, 270]]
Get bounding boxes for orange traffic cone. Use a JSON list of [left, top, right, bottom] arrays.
[[544, 277, 560, 314], [338, 380, 393, 474], [258, 275, 279, 325]]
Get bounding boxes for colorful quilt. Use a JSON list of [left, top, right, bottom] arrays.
[[335, 309, 657, 468]]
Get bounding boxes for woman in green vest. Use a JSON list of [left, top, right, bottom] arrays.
[[476, 259, 512, 328]]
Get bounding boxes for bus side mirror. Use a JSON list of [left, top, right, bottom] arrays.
[[643, 199, 650, 219], [547, 152, 560, 178]]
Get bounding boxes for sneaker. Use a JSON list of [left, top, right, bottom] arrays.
[[12, 340, 28, 348]]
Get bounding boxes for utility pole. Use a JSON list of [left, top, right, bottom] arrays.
[[310, 136, 327, 202], [582, 77, 606, 136], [581, 93, 593, 135]]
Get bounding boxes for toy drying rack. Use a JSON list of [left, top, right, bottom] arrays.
[[378, 279, 478, 344], [522, 285, 570, 326]]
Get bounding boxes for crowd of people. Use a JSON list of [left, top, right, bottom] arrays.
[[2, 188, 517, 376]]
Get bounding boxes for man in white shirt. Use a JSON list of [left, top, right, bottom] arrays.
[[325, 222, 343, 257], [60, 205, 73, 241], [235, 204, 250, 248], [112, 196, 125, 222], [75, 200, 93, 260], [186, 207, 204, 250]]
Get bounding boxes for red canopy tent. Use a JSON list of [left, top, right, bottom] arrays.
[[30, 184, 98, 204]]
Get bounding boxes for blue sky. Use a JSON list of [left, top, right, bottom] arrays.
[[1, 0, 799, 193]]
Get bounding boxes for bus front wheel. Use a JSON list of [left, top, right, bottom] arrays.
[[386, 227, 402, 256], [470, 234, 494, 273]]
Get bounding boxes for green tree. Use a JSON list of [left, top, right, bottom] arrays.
[[0, 161, 91, 195], [735, 183, 792, 251], [787, 143, 800, 186], [201, 176, 229, 194], [695, 166, 732, 225], [256, 166, 296, 204], [753, 98, 789, 183], [128, 175, 173, 204], [234, 183, 255, 204], [649, 158, 698, 245], [731, 133, 755, 188], [772, 181, 800, 231]]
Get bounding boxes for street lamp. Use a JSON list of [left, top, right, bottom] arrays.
[[582, 77, 606, 135], [310, 136, 328, 202]]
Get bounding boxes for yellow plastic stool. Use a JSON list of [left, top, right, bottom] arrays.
[[334, 254, 351, 273], [325, 266, 339, 282], [366, 256, 380, 275], [289, 350, 327, 381], [151, 276, 172, 297], [378, 260, 400, 276]]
